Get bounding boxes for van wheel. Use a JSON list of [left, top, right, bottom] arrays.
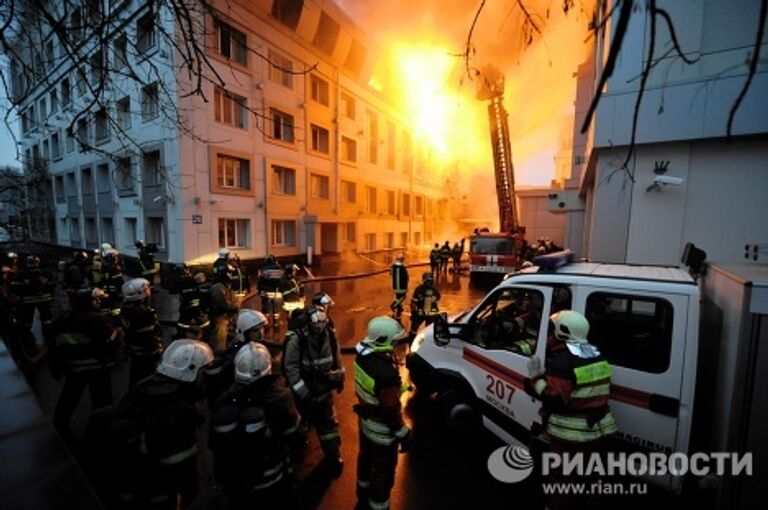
[[438, 390, 481, 438]]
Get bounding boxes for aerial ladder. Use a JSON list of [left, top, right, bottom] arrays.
[[468, 65, 526, 278]]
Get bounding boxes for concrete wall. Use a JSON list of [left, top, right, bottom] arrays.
[[585, 151, 632, 263], [516, 188, 566, 247]]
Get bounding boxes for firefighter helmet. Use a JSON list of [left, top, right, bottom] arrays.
[[265, 254, 277, 265], [312, 292, 334, 310], [549, 310, 590, 343], [234, 342, 272, 384], [26, 255, 41, 268], [135, 240, 145, 249], [422, 272, 433, 284], [157, 339, 214, 382], [395, 253, 405, 263], [193, 272, 207, 284], [235, 309, 268, 342], [362, 316, 405, 349], [218, 248, 230, 259], [307, 307, 328, 333], [100, 243, 113, 254], [122, 278, 151, 302]]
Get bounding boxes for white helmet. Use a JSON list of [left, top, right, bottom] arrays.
[[218, 248, 230, 259], [234, 342, 272, 384], [549, 310, 590, 343], [307, 308, 328, 333], [100, 243, 113, 254], [122, 278, 151, 302], [157, 339, 214, 382], [235, 309, 268, 342], [362, 316, 405, 351]]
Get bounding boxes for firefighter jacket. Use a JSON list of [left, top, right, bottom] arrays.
[[138, 250, 158, 281], [204, 339, 247, 403], [177, 274, 204, 322], [100, 266, 124, 317], [411, 284, 441, 317], [353, 344, 409, 445], [258, 263, 284, 293], [210, 282, 238, 317], [210, 375, 302, 490], [429, 249, 440, 266], [212, 257, 231, 280], [529, 343, 618, 443], [53, 309, 120, 374], [20, 268, 54, 305], [118, 374, 203, 467], [121, 300, 164, 359], [64, 263, 87, 294], [282, 325, 344, 399], [390, 262, 409, 293]]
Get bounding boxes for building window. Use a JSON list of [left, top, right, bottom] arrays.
[[385, 232, 394, 249], [97, 163, 110, 193], [95, 108, 109, 142], [400, 232, 408, 247], [216, 154, 250, 190], [65, 128, 75, 153], [364, 233, 376, 251], [402, 130, 412, 174], [268, 49, 293, 88], [76, 119, 88, 151], [310, 124, 330, 154], [50, 89, 59, 114], [51, 132, 62, 159], [387, 121, 396, 170], [28, 104, 37, 131], [217, 20, 248, 66], [367, 110, 378, 164], [116, 97, 131, 129], [70, 218, 81, 243], [340, 91, 355, 120], [81, 167, 93, 195], [38, 97, 47, 126], [310, 173, 329, 199], [141, 83, 159, 121], [136, 12, 156, 53], [90, 51, 104, 85], [341, 180, 356, 203], [343, 222, 355, 242], [61, 78, 71, 106], [402, 193, 411, 216], [269, 108, 294, 143], [76, 67, 87, 96], [114, 34, 128, 69], [214, 86, 247, 129], [341, 136, 357, 163], [145, 216, 165, 249], [414, 232, 421, 245], [271, 0, 303, 30], [218, 218, 250, 248], [55, 175, 65, 203], [310, 74, 329, 106], [415, 195, 424, 216], [124, 217, 137, 246], [313, 11, 340, 55], [271, 165, 296, 195], [66, 172, 77, 197], [271, 220, 296, 247], [102, 217, 114, 246], [344, 38, 366, 76], [386, 190, 395, 215], [142, 151, 161, 187], [42, 140, 50, 161], [365, 186, 377, 213], [117, 157, 134, 195], [85, 217, 98, 245]]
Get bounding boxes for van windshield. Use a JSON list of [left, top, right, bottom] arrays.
[[471, 237, 516, 255]]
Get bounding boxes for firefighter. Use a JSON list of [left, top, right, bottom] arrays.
[[450, 241, 462, 273], [282, 306, 345, 475], [1, 255, 24, 366], [19, 254, 54, 351], [389, 253, 408, 321], [135, 240, 159, 285], [212, 248, 233, 281], [312, 291, 335, 323], [525, 310, 617, 510], [100, 249, 124, 323], [121, 278, 165, 385], [229, 252, 249, 295], [409, 272, 441, 336], [195, 272, 212, 317], [89, 248, 104, 286], [439, 241, 451, 275], [205, 309, 268, 403], [258, 254, 285, 323], [210, 268, 238, 351], [429, 244, 440, 276], [176, 264, 208, 338], [64, 251, 89, 304], [353, 316, 414, 510], [210, 342, 303, 509], [116, 339, 214, 509], [52, 288, 121, 434]]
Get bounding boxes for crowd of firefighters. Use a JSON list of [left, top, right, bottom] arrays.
[[0, 241, 614, 510]]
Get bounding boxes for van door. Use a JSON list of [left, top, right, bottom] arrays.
[[458, 284, 553, 445], [578, 288, 688, 460]]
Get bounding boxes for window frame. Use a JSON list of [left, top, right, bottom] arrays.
[[218, 218, 250, 249], [271, 219, 297, 247], [271, 164, 297, 196], [310, 173, 330, 200], [268, 107, 295, 144], [214, 86, 248, 129]]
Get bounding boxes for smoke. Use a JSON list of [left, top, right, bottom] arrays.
[[337, 0, 593, 225]]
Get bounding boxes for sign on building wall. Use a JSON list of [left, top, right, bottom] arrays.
[[192, 214, 203, 224]]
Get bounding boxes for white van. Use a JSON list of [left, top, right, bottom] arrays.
[[406, 255, 700, 491]]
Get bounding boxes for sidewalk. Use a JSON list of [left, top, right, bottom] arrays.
[[0, 340, 102, 509]]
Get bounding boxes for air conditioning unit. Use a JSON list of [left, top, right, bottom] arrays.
[[546, 190, 585, 213]]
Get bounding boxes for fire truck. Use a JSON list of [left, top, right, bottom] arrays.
[[468, 66, 526, 279]]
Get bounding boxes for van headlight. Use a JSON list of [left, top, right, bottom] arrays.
[[411, 332, 426, 352]]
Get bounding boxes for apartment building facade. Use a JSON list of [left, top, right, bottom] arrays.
[[10, 0, 447, 263]]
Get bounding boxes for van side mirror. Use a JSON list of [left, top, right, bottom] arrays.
[[433, 312, 450, 347]]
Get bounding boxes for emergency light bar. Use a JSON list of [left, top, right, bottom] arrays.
[[534, 250, 573, 270]]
